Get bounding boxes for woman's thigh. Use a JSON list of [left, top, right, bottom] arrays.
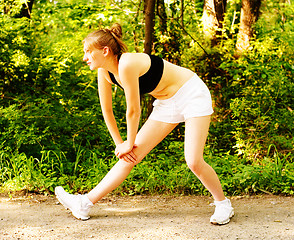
[[184, 116, 211, 164], [133, 119, 178, 164]]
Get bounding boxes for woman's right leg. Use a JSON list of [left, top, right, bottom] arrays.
[[86, 119, 178, 203]]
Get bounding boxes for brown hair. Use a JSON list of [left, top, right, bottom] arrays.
[[83, 23, 127, 56]]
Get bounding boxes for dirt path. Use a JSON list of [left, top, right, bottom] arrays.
[[1, 193, 293, 240]]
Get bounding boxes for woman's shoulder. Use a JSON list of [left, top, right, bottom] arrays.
[[119, 53, 151, 72], [120, 52, 149, 63]]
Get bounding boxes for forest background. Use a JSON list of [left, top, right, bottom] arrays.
[[0, 0, 293, 197]]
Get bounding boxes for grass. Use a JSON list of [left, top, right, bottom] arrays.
[[0, 145, 293, 196]]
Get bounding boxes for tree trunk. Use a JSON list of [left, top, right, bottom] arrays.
[[141, 0, 156, 122], [181, 0, 184, 27], [235, 0, 261, 56], [202, 0, 227, 45], [144, 0, 156, 54]]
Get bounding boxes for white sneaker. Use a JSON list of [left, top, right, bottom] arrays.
[[55, 186, 93, 220], [210, 198, 234, 225]]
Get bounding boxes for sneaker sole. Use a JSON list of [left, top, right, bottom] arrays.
[[55, 187, 90, 221], [210, 210, 235, 225]]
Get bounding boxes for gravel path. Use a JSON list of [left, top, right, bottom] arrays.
[[1, 193, 293, 239]]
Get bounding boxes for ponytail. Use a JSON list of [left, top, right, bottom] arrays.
[[83, 23, 127, 56]]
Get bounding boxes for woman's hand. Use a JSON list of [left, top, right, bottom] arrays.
[[115, 142, 137, 163]]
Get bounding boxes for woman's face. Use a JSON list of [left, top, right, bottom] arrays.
[[83, 44, 104, 70]]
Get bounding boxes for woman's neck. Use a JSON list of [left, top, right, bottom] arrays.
[[103, 54, 120, 75]]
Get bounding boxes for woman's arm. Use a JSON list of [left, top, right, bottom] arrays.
[[115, 54, 141, 157], [98, 69, 123, 146]]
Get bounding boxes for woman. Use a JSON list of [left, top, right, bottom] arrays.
[[55, 23, 234, 225]]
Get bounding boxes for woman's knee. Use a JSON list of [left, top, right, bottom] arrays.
[[117, 158, 137, 170], [131, 144, 149, 165], [186, 157, 206, 175]]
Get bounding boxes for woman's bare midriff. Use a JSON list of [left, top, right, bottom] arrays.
[[150, 60, 195, 100]]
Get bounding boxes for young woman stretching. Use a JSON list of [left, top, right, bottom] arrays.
[[55, 23, 234, 225]]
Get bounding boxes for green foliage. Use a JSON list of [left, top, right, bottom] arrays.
[[221, 3, 294, 157], [1, 142, 293, 195], [209, 148, 294, 195], [0, 0, 136, 157]]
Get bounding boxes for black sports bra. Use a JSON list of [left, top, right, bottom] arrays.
[[108, 54, 164, 95]]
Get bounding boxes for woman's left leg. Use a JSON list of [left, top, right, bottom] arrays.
[[184, 115, 225, 201], [184, 115, 234, 224]]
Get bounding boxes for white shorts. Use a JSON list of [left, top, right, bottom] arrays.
[[149, 74, 214, 123]]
